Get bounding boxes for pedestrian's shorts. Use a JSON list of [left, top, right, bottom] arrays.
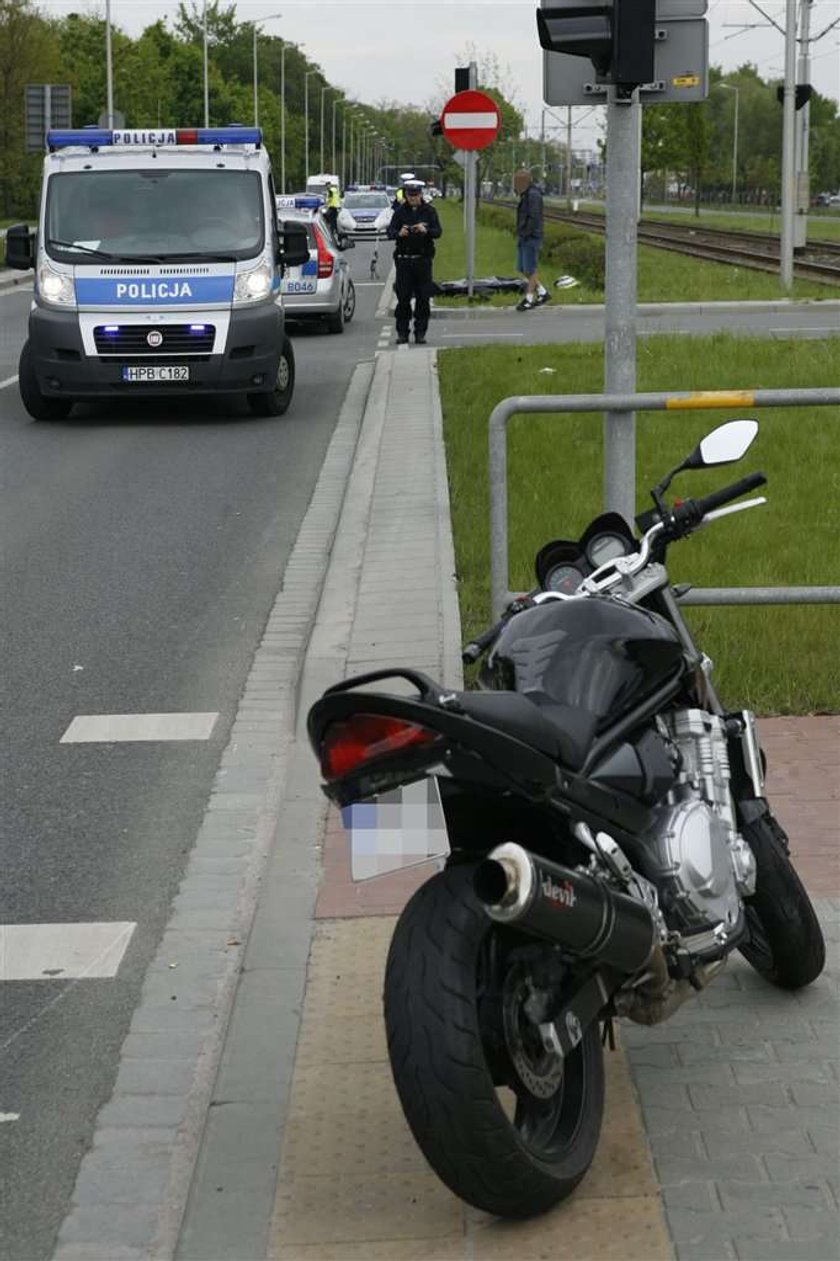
[[517, 236, 542, 276]]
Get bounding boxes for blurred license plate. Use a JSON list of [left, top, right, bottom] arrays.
[[282, 278, 317, 294], [342, 778, 450, 882], [122, 365, 189, 382]]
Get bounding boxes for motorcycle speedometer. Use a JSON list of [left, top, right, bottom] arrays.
[[586, 532, 631, 568], [544, 563, 583, 595]]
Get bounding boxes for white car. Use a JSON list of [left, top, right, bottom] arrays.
[[340, 190, 393, 236]]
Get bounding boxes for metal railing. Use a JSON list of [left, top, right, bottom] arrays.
[[488, 386, 840, 615]]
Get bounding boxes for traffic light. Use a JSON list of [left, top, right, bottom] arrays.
[[775, 83, 812, 111], [429, 117, 443, 138], [536, 0, 656, 95], [455, 67, 471, 93]]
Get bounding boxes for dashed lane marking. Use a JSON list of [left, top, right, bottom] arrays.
[[0, 375, 18, 389], [60, 712, 219, 742], [0, 922, 136, 980]]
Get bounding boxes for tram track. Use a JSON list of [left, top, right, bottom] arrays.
[[494, 201, 840, 286]]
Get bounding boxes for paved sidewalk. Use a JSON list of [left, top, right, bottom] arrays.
[[49, 340, 837, 1260], [258, 348, 838, 1261]]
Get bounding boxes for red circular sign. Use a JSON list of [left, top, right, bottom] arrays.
[[440, 89, 501, 152]]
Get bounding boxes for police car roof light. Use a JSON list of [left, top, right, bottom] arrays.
[[276, 195, 323, 211], [46, 126, 263, 151]]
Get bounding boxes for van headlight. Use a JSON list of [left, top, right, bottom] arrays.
[[233, 262, 273, 305], [38, 264, 76, 308]]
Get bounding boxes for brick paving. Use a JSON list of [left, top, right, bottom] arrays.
[[269, 346, 839, 1261]]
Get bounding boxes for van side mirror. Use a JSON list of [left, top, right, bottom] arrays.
[[278, 220, 310, 270], [5, 224, 35, 271]]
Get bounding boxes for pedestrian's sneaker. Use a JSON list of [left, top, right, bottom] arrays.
[[396, 337, 409, 346], [534, 290, 551, 307], [516, 297, 535, 312]]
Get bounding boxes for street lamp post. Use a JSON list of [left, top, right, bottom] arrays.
[[279, 40, 286, 192], [202, 0, 209, 126], [716, 82, 739, 204], [332, 97, 338, 176], [304, 70, 318, 182], [105, 0, 114, 127], [253, 12, 282, 129], [320, 86, 328, 172]]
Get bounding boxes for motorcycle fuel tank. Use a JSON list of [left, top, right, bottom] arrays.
[[482, 596, 684, 732]]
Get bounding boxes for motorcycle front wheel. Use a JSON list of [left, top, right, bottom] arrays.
[[384, 863, 604, 1219], [738, 807, 825, 990]]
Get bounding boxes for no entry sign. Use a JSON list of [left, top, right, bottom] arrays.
[[440, 89, 501, 151]]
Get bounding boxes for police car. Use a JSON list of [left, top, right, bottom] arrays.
[[340, 188, 392, 237], [3, 126, 310, 420], [275, 195, 356, 334]]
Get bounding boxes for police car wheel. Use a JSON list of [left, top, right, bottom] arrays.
[[325, 296, 345, 335], [18, 342, 73, 421], [248, 335, 295, 417], [343, 278, 356, 324]]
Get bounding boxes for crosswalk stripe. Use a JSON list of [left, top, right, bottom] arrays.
[[60, 712, 218, 742], [0, 922, 136, 980]]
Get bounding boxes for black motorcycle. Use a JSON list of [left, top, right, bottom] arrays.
[[307, 419, 825, 1219]]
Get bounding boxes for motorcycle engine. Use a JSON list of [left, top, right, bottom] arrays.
[[643, 709, 756, 935]]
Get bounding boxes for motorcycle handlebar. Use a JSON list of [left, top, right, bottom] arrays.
[[462, 595, 537, 664], [462, 618, 506, 664], [670, 470, 767, 534], [694, 470, 767, 518]]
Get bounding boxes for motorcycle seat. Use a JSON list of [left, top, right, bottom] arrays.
[[455, 691, 596, 772]]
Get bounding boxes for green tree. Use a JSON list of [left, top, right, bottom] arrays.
[[0, 0, 60, 215]]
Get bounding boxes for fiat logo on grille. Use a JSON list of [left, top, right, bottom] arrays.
[[146, 330, 164, 348]]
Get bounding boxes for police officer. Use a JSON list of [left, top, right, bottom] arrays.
[[386, 179, 442, 346], [324, 181, 341, 235]]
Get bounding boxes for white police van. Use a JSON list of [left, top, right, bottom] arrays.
[[4, 126, 310, 420]]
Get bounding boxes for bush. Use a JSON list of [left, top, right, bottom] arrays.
[[542, 230, 605, 288], [476, 202, 605, 289]]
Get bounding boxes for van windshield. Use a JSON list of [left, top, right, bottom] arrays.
[[44, 169, 265, 263]]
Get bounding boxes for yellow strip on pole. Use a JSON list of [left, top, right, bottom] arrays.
[[665, 391, 756, 410]]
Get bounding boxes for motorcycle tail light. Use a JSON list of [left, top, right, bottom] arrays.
[[321, 713, 442, 780], [313, 224, 334, 278]]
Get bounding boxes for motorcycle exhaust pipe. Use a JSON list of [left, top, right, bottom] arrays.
[[474, 842, 657, 975]]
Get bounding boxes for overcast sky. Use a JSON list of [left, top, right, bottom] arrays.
[[42, 0, 840, 152]]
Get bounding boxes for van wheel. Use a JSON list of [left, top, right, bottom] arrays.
[[18, 343, 73, 421], [248, 336, 295, 416]]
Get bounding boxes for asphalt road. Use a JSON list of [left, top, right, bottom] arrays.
[[0, 244, 385, 1260]]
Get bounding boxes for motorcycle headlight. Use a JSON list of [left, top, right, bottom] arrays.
[[233, 262, 273, 305], [38, 264, 76, 308]]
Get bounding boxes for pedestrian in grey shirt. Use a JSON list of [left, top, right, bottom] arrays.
[[514, 169, 550, 311]]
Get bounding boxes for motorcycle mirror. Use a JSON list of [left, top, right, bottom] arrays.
[[686, 419, 759, 469]]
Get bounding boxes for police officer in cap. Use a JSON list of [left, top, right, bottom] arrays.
[[386, 178, 442, 345]]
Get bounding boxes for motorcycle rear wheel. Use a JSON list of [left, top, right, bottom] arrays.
[[738, 809, 825, 990], [384, 863, 604, 1219]]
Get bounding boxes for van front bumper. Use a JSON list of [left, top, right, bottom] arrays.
[[27, 303, 286, 397]]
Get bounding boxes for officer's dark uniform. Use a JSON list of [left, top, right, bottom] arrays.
[[386, 191, 442, 344]]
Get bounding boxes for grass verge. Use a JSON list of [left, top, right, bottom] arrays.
[[431, 200, 838, 304], [438, 332, 840, 715]]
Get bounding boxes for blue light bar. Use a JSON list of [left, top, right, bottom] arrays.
[[47, 127, 263, 151], [276, 195, 323, 211]]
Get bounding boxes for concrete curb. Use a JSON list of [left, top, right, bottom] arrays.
[[430, 297, 840, 319], [53, 358, 376, 1261], [175, 348, 402, 1259]]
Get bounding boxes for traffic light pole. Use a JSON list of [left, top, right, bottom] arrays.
[[603, 91, 641, 525]]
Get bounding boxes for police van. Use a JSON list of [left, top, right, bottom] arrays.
[[4, 126, 310, 420]]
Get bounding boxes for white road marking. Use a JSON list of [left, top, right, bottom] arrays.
[[0, 375, 18, 389], [440, 332, 525, 340], [0, 922, 136, 980], [353, 282, 383, 287], [61, 712, 219, 743], [0, 1113, 20, 1122]]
